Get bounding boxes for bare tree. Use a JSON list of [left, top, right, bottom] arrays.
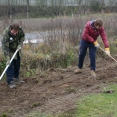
[[36, 0, 47, 7], [100, 0, 105, 13], [27, 0, 29, 18], [76, 0, 83, 15], [50, 0, 55, 6]]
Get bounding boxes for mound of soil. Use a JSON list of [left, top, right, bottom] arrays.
[[1, 56, 117, 117]]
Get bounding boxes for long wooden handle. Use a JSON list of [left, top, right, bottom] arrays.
[[99, 46, 117, 63], [0, 49, 19, 80]]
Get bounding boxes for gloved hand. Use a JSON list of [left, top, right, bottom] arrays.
[[105, 48, 110, 56], [93, 41, 100, 47], [17, 45, 22, 50], [6, 57, 10, 66]]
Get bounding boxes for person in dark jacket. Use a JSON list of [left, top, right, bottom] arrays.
[[2, 23, 25, 88], [74, 19, 110, 77]]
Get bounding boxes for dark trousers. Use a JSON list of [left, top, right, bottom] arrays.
[[78, 39, 97, 71], [6, 54, 21, 84]]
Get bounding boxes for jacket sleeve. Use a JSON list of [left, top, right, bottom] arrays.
[[2, 30, 10, 58], [83, 22, 95, 43], [19, 28, 25, 46], [100, 27, 109, 48]]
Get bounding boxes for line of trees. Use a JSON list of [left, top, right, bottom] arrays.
[[1, 0, 117, 6], [0, 0, 117, 19]]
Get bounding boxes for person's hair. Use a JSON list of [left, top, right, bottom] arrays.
[[94, 19, 103, 27], [10, 23, 20, 31]]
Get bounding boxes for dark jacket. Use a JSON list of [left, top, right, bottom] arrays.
[[2, 26, 25, 59]]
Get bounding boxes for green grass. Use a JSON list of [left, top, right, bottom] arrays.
[[75, 84, 117, 117]]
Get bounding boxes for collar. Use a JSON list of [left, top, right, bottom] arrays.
[[90, 20, 95, 28], [90, 20, 99, 30]]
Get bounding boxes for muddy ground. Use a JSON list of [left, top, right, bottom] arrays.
[[1, 56, 117, 117]]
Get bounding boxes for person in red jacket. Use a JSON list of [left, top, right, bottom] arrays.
[[74, 19, 110, 77]]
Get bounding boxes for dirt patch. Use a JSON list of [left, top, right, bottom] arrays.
[[0, 56, 117, 117]]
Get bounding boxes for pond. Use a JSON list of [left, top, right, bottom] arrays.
[[0, 30, 68, 46]]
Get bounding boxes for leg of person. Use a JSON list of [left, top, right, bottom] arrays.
[[74, 39, 88, 74], [89, 44, 97, 77], [14, 53, 24, 83], [6, 60, 16, 88]]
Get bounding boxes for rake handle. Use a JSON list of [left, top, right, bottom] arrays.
[[109, 55, 117, 63], [0, 49, 19, 80], [99, 46, 117, 63]]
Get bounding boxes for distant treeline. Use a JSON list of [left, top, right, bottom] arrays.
[[0, 5, 117, 18]]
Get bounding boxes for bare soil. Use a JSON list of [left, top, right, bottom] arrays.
[[1, 56, 117, 117]]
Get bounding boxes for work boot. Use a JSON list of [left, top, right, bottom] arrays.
[[91, 70, 97, 77], [14, 78, 25, 83], [8, 81, 16, 89], [74, 68, 82, 74]]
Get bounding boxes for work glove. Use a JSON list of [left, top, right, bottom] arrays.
[[93, 41, 100, 47], [17, 45, 22, 50], [6, 56, 10, 66], [105, 48, 110, 56]]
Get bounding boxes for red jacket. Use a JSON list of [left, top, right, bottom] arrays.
[[82, 21, 109, 48]]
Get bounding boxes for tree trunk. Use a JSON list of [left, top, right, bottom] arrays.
[[27, 0, 29, 18]]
